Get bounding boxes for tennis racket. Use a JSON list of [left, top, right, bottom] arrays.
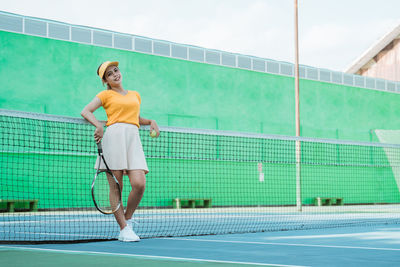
[[91, 142, 122, 214]]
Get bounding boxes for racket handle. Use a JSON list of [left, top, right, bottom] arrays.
[[97, 142, 103, 153]]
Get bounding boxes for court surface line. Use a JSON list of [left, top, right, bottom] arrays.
[[0, 245, 308, 267], [162, 238, 400, 251]]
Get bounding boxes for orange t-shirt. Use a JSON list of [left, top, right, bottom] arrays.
[[96, 90, 141, 127]]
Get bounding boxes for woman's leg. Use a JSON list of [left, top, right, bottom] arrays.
[[106, 170, 127, 230], [124, 170, 146, 220]]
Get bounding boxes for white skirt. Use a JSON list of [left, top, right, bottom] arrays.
[[95, 123, 149, 174]]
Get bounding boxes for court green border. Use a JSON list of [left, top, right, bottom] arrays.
[[0, 246, 286, 267]]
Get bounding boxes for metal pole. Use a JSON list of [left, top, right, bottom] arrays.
[[294, 0, 302, 212]]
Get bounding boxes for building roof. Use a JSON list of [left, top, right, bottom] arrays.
[[344, 24, 400, 74]]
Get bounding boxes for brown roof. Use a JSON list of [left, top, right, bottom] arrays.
[[345, 24, 400, 73]]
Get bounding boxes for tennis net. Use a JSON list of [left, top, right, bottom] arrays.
[[1, 109, 400, 243]]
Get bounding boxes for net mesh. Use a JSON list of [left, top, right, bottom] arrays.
[[1, 109, 400, 243]]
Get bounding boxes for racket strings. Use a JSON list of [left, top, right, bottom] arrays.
[[92, 171, 121, 214]]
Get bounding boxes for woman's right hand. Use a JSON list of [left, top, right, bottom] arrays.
[[94, 126, 104, 143]]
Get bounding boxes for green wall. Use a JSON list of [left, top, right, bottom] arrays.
[[3, 30, 400, 141], [1, 30, 400, 210]]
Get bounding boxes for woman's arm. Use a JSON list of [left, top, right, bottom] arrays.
[[81, 97, 104, 142], [139, 116, 160, 137]]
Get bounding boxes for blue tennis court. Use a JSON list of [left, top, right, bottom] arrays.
[[2, 225, 400, 266]]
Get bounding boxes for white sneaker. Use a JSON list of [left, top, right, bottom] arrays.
[[118, 226, 140, 242]]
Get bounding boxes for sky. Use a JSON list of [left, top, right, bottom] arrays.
[[2, 0, 400, 71]]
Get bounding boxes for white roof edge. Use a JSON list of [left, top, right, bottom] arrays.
[[344, 24, 400, 74]]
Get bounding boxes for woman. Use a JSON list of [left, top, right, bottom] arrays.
[[81, 61, 159, 242]]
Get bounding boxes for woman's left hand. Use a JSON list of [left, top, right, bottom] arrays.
[[150, 120, 160, 137]]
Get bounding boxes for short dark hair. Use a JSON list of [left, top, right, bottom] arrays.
[[97, 64, 111, 89], [97, 64, 106, 81]]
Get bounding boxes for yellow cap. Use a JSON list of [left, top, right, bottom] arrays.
[[97, 61, 119, 80]]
